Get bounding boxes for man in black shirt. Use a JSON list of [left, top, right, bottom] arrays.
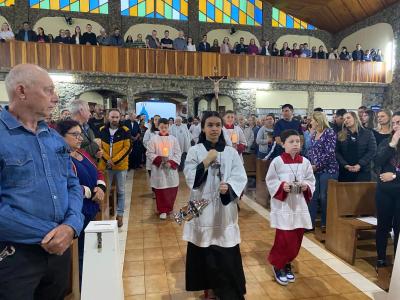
[[330, 108, 347, 133], [352, 44, 364, 61], [198, 35, 210, 52], [160, 30, 173, 49], [235, 37, 247, 54], [54, 29, 68, 44], [88, 104, 105, 138], [82, 24, 97, 45]]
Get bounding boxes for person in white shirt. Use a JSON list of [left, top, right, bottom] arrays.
[[170, 116, 192, 170], [189, 116, 201, 144], [147, 118, 181, 219], [0, 22, 14, 41], [187, 37, 196, 52], [222, 110, 247, 159], [183, 111, 247, 300]]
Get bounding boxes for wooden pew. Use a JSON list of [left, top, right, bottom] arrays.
[[243, 153, 256, 177], [255, 159, 270, 208], [325, 180, 377, 265]]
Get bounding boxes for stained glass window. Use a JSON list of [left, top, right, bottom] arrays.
[[0, 0, 14, 6], [199, 0, 263, 26], [272, 7, 315, 30], [121, 0, 188, 20], [29, 0, 109, 14]]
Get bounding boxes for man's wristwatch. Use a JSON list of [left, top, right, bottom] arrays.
[[389, 142, 397, 148]]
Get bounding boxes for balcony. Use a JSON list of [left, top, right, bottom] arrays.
[[0, 41, 387, 83]]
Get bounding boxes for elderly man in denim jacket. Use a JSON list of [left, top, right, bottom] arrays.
[[0, 64, 84, 300]]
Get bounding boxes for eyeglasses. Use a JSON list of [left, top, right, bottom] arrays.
[[67, 132, 84, 139]]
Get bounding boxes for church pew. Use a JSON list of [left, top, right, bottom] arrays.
[[243, 153, 256, 177], [256, 159, 270, 208], [325, 180, 377, 265]]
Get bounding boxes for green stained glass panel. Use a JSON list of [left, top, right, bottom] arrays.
[[272, 7, 279, 20], [70, 1, 80, 11], [247, 15, 254, 25], [215, 0, 222, 10], [239, 0, 246, 12], [199, 11, 206, 22], [138, 1, 146, 16], [164, 3, 172, 18], [223, 14, 230, 23], [99, 3, 108, 13], [41, 0, 50, 9]]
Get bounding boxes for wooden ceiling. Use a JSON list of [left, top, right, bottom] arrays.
[[265, 0, 398, 33]]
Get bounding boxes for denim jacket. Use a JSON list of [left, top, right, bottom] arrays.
[[0, 108, 84, 244]]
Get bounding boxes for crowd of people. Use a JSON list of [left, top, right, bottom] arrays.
[[0, 21, 384, 61], [0, 63, 398, 299]]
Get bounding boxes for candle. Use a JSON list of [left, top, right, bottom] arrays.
[[162, 147, 169, 157], [231, 132, 238, 144]]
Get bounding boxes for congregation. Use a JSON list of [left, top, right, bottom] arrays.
[[0, 21, 384, 61]]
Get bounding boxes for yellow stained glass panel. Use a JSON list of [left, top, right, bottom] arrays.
[[247, 2, 254, 18], [223, 0, 230, 15], [146, 0, 154, 14], [50, 0, 60, 10], [181, 0, 188, 16], [199, 0, 206, 14], [279, 11, 286, 26], [239, 10, 246, 24], [209, 0, 214, 4], [207, 17, 214, 22], [156, 0, 164, 15], [164, 0, 172, 5], [294, 21, 300, 29], [80, 0, 89, 12], [130, 5, 137, 16], [32, 3, 40, 8], [255, 0, 261, 9], [215, 8, 223, 22], [231, 0, 238, 7]]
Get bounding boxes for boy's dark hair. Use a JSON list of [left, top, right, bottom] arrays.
[[358, 105, 367, 110], [314, 107, 323, 112], [224, 110, 235, 115], [282, 104, 294, 111], [335, 109, 347, 117], [108, 108, 121, 115], [158, 118, 169, 125], [280, 129, 300, 144]]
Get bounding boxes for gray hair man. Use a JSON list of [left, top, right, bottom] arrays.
[[0, 64, 83, 300], [70, 99, 102, 159]]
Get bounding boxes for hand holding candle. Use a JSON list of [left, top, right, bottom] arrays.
[[231, 132, 238, 145], [162, 147, 169, 157]]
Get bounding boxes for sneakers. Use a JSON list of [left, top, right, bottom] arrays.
[[272, 266, 288, 286], [159, 213, 167, 220], [116, 215, 123, 228], [285, 263, 295, 282]]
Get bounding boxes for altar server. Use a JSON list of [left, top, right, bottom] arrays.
[[143, 115, 160, 175], [266, 129, 315, 286], [147, 118, 182, 219], [183, 111, 248, 300], [222, 110, 247, 157], [170, 116, 192, 170]]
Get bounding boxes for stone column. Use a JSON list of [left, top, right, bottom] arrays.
[[262, 2, 273, 40], [186, 88, 195, 117], [14, 0, 29, 29], [108, 0, 122, 34], [307, 90, 315, 115], [188, 0, 201, 42]]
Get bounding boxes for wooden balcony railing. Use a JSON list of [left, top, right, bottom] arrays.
[[0, 40, 387, 83]]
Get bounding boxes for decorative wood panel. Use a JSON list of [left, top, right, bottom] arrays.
[[0, 41, 387, 84]]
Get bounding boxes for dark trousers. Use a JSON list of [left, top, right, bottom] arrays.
[[0, 242, 71, 300], [376, 187, 400, 261]]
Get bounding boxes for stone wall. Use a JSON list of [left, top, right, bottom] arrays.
[[0, 70, 386, 116], [0, 0, 333, 48]]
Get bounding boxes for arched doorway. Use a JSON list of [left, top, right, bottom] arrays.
[[78, 89, 127, 114], [133, 90, 188, 120], [194, 94, 234, 116]]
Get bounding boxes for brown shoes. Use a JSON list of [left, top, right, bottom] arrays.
[[116, 215, 123, 228]]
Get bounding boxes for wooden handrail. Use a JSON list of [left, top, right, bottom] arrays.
[[0, 40, 387, 83]]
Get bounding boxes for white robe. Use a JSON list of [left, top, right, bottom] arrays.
[[266, 155, 315, 230], [170, 124, 192, 153], [143, 130, 158, 170], [222, 126, 247, 148], [189, 124, 201, 144], [147, 135, 182, 189], [183, 144, 247, 248]]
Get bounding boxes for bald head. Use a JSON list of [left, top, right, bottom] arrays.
[[5, 64, 49, 100]]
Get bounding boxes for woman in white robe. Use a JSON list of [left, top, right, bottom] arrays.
[[147, 118, 182, 219], [266, 129, 315, 286], [183, 111, 247, 300], [222, 110, 247, 158]]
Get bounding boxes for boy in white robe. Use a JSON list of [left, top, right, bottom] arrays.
[[183, 111, 247, 300], [222, 110, 247, 157], [169, 116, 192, 170], [189, 116, 201, 144], [266, 129, 315, 286], [147, 118, 182, 219]]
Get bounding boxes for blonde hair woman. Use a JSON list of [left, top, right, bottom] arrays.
[[374, 109, 393, 146], [0, 22, 14, 41], [307, 112, 339, 229], [336, 111, 377, 182], [220, 37, 232, 54]]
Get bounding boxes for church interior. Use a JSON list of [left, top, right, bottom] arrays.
[[1, 0, 400, 299]]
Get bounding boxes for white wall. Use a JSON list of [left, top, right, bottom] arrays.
[[206, 29, 260, 47], [34, 17, 103, 37], [0, 81, 9, 103], [314, 92, 362, 110], [78, 91, 104, 105], [256, 91, 308, 109], [210, 95, 234, 110], [198, 99, 208, 113], [276, 35, 326, 50], [0, 16, 12, 31], [339, 23, 394, 81], [124, 24, 179, 41]]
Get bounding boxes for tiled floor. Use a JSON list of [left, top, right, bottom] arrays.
[[122, 169, 382, 299]]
